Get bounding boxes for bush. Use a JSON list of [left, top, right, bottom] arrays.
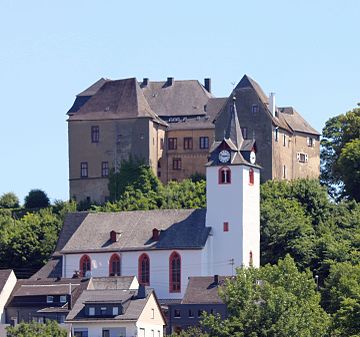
[[0, 192, 19, 208], [24, 189, 50, 209]]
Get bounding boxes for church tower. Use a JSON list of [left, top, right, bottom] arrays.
[[205, 97, 260, 275]]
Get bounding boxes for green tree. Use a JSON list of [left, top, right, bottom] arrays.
[[24, 189, 50, 209], [0, 192, 19, 208], [202, 255, 330, 337], [7, 320, 67, 337], [167, 326, 209, 337], [321, 106, 360, 201]]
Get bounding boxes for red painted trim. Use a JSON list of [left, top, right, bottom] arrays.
[[138, 253, 150, 286], [249, 168, 254, 185], [109, 253, 121, 276], [169, 251, 181, 293], [79, 254, 91, 277], [218, 167, 231, 184]]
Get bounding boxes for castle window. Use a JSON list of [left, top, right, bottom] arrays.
[[223, 222, 229, 232], [101, 161, 109, 177], [297, 153, 308, 163], [283, 165, 287, 179], [138, 253, 150, 286], [252, 104, 259, 113], [160, 138, 164, 150], [91, 126, 99, 143], [80, 255, 91, 277], [168, 138, 177, 150], [274, 128, 279, 142], [307, 137, 315, 147], [184, 137, 193, 150], [109, 254, 121, 276], [199, 136, 209, 149], [218, 167, 231, 184], [173, 158, 182, 170], [80, 162, 88, 178], [169, 252, 181, 293], [283, 134, 286, 147], [249, 168, 254, 185]]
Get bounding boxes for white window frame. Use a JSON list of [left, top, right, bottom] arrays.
[[46, 296, 54, 303], [113, 306, 119, 316], [89, 307, 95, 316]]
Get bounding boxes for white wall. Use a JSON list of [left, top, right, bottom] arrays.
[[63, 249, 205, 299], [0, 271, 16, 324], [72, 321, 136, 337], [206, 164, 260, 275]]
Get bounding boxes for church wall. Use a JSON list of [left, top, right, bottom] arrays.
[[241, 166, 260, 268], [206, 165, 246, 275], [63, 249, 204, 299]]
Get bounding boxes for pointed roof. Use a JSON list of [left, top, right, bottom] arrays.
[[225, 96, 243, 150]]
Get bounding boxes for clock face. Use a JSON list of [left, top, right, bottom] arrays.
[[250, 151, 256, 164], [219, 150, 231, 163]]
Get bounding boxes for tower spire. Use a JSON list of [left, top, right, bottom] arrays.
[[225, 96, 243, 150]]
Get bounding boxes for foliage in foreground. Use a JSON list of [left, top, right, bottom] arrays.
[[201, 255, 330, 337], [7, 320, 67, 337]]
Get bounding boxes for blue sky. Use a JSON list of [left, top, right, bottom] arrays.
[[1, 0, 359, 203]]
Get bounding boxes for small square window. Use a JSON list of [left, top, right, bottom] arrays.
[[60, 295, 67, 303], [80, 162, 88, 178], [173, 158, 182, 170], [252, 104, 259, 113], [113, 307, 119, 316], [307, 137, 315, 147], [59, 314, 65, 324], [91, 126, 99, 143], [189, 309, 194, 318], [168, 138, 177, 150], [184, 137, 193, 150], [199, 136, 209, 149], [89, 307, 95, 316], [101, 161, 109, 177], [100, 307, 107, 315], [46, 296, 54, 303], [174, 309, 181, 318]]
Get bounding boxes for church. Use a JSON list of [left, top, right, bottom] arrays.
[[44, 98, 260, 300]]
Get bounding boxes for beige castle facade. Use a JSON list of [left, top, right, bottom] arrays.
[[67, 75, 320, 203]]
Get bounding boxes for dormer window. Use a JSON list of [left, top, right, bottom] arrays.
[[110, 230, 120, 242], [46, 296, 54, 303], [152, 228, 160, 241], [218, 167, 231, 184], [89, 307, 95, 316], [113, 307, 119, 316]]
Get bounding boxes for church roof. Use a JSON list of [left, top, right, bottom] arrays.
[[58, 209, 209, 254], [225, 97, 243, 150]]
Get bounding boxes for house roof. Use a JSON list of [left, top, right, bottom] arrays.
[[66, 289, 153, 322], [182, 276, 227, 304], [141, 79, 213, 117], [59, 209, 209, 254], [0, 270, 13, 292], [30, 256, 63, 279], [87, 276, 137, 290], [68, 78, 166, 126]]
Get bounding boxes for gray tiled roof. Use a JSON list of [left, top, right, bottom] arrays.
[[0, 269, 12, 292], [166, 116, 214, 131], [66, 289, 153, 321], [141, 79, 213, 117], [30, 256, 63, 279], [88, 276, 136, 290], [60, 209, 209, 254], [68, 78, 166, 126], [182, 276, 228, 304], [279, 107, 320, 135]]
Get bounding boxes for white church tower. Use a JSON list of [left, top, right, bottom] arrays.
[[206, 97, 260, 275]]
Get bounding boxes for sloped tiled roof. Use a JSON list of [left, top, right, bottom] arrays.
[[60, 209, 209, 254], [66, 289, 153, 321], [279, 107, 320, 135], [0, 270, 12, 293], [182, 276, 228, 304], [88, 276, 136, 290], [68, 78, 166, 126], [141, 79, 213, 117]]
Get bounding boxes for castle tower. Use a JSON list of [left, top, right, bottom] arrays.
[[205, 97, 260, 275]]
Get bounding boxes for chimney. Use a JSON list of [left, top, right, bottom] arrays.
[[204, 78, 211, 93], [214, 274, 219, 285], [167, 77, 174, 86], [143, 78, 149, 86], [110, 230, 120, 242], [269, 92, 276, 117], [152, 228, 160, 241], [136, 284, 146, 299]]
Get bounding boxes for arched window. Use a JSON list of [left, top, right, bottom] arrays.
[[249, 168, 254, 185], [109, 254, 121, 276], [169, 251, 181, 293], [79, 255, 91, 277], [218, 167, 231, 184], [138, 253, 150, 286]]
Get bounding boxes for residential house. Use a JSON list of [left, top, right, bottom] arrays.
[[66, 285, 166, 337], [0, 270, 16, 324], [167, 275, 228, 334]]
